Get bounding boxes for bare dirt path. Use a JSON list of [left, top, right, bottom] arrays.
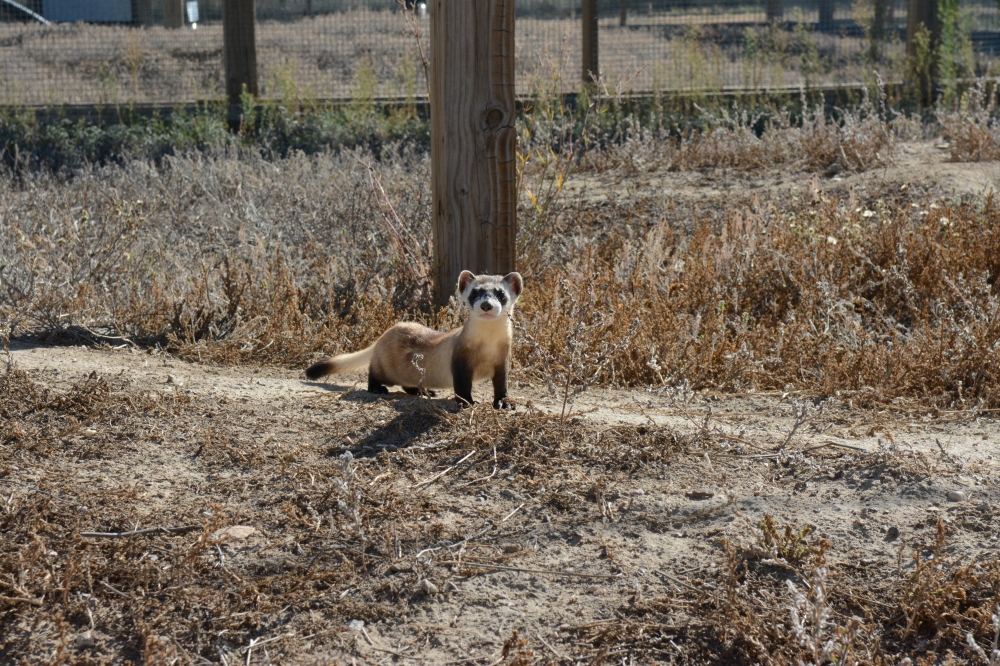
[[4, 342, 998, 663]]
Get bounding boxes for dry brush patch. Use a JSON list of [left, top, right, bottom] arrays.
[[3, 139, 1000, 410]]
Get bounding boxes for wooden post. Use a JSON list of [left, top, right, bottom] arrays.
[[906, 0, 938, 57], [818, 0, 834, 31], [766, 0, 783, 22], [163, 0, 184, 28], [223, 0, 258, 128], [619, 0, 627, 26], [582, 0, 599, 83], [872, 0, 887, 40], [133, 0, 153, 26], [906, 0, 939, 104], [430, 0, 516, 305]]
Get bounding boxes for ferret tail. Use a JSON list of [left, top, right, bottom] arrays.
[[305, 345, 375, 380]]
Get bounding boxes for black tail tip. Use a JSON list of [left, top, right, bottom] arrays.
[[305, 359, 333, 380]]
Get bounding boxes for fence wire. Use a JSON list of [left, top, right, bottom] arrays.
[[0, 0, 998, 105]]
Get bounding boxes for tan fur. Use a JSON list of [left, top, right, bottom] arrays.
[[306, 271, 522, 406], [306, 317, 512, 388]]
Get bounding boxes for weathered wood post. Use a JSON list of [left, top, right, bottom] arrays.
[[619, 0, 627, 26], [133, 0, 153, 27], [906, 0, 939, 104], [223, 0, 259, 129], [766, 0, 784, 23], [430, 0, 517, 304], [164, 0, 184, 28], [582, 0, 599, 83], [818, 0, 834, 31]]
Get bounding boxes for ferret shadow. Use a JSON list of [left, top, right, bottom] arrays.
[[312, 384, 458, 459]]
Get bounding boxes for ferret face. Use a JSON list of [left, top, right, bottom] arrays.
[[458, 271, 523, 322]]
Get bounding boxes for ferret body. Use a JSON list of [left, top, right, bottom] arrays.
[[305, 271, 522, 408]]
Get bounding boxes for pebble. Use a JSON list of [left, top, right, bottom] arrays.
[[978, 500, 990, 512], [631, 488, 645, 496], [946, 490, 968, 502], [212, 525, 257, 541], [418, 579, 438, 595], [501, 543, 521, 553], [886, 526, 900, 539], [347, 620, 364, 631], [686, 489, 714, 500]]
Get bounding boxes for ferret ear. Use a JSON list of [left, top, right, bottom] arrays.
[[502, 272, 523, 299], [458, 270, 476, 294]]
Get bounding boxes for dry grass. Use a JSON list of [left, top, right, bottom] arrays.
[[939, 79, 1000, 162], [3, 355, 997, 664], [3, 104, 1000, 411], [586, 92, 894, 174]]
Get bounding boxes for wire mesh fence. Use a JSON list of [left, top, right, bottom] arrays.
[[0, 0, 998, 106]]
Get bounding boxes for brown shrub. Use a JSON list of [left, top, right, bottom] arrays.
[[1, 128, 998, 408], [938, 80, 1000, 162]]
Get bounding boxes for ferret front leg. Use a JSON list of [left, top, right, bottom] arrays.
[[367, 368, 389, 395], [452, 358, 475, 408], [492, 360, 514, 410]]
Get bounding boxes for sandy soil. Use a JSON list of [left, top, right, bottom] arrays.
[[5, 340, 998, 663]]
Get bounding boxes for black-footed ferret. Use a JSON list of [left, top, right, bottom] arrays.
[[305, 271, 523, 409]]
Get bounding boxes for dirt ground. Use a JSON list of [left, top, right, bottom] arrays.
[[4, 337, 998, 664]]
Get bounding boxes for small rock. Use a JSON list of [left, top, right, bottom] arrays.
[[686, 489, 714, 500], [631, 488, 645, 496], [418, 579, 438, 595], [212, 525, 257, 541], [500, 489, 518, 500], [585, 585, 601, 595], [946, 490, 968, 503], [978, 500, 990, 513], [74, 631, 95, 649], [501, 543, 521, 554], [347, 620, 365, 631], [886, 526, 900, 539], [166, 374, 183, 387], [82, 429, 97, 436]]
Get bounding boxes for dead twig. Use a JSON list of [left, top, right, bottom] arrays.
[[412, 449, 476, 491], [801, 441, 867, 454], [437, 561, 619, 579], [81, 525, 201, 538]]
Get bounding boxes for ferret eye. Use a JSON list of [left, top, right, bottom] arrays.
[[494, 289, 507, 305]]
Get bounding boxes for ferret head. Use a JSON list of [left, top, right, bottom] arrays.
[[458, 271, 523, 322]]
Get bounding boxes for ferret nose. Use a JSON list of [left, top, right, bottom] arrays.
[[480, 302, 493, 311]]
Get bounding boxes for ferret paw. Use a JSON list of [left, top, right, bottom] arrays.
[[368, 385, 389, 395], [455, 396, 475, 409], [493, 397, 515, 410]]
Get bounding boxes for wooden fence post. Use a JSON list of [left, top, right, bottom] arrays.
[[430, 0, 516, 305], [619, 0, 627, 26], [766, 0, 783, 22], [133, 0, 153, 26], [818, 0, 834, 31], [164, 0, 184, 28], [223, 0, 258, 129], [906, 0, 939, 103], [906, 0, 939, 56], [582, 0, 599, 83]]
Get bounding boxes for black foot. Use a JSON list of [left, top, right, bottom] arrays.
[[493, 397, 515, 410], [403, 387, 437, 397], [455, 395, 475, 409], [368, 369, 389, 395]]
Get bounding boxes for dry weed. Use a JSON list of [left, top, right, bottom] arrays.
[[938, 79, 1000, 162]]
